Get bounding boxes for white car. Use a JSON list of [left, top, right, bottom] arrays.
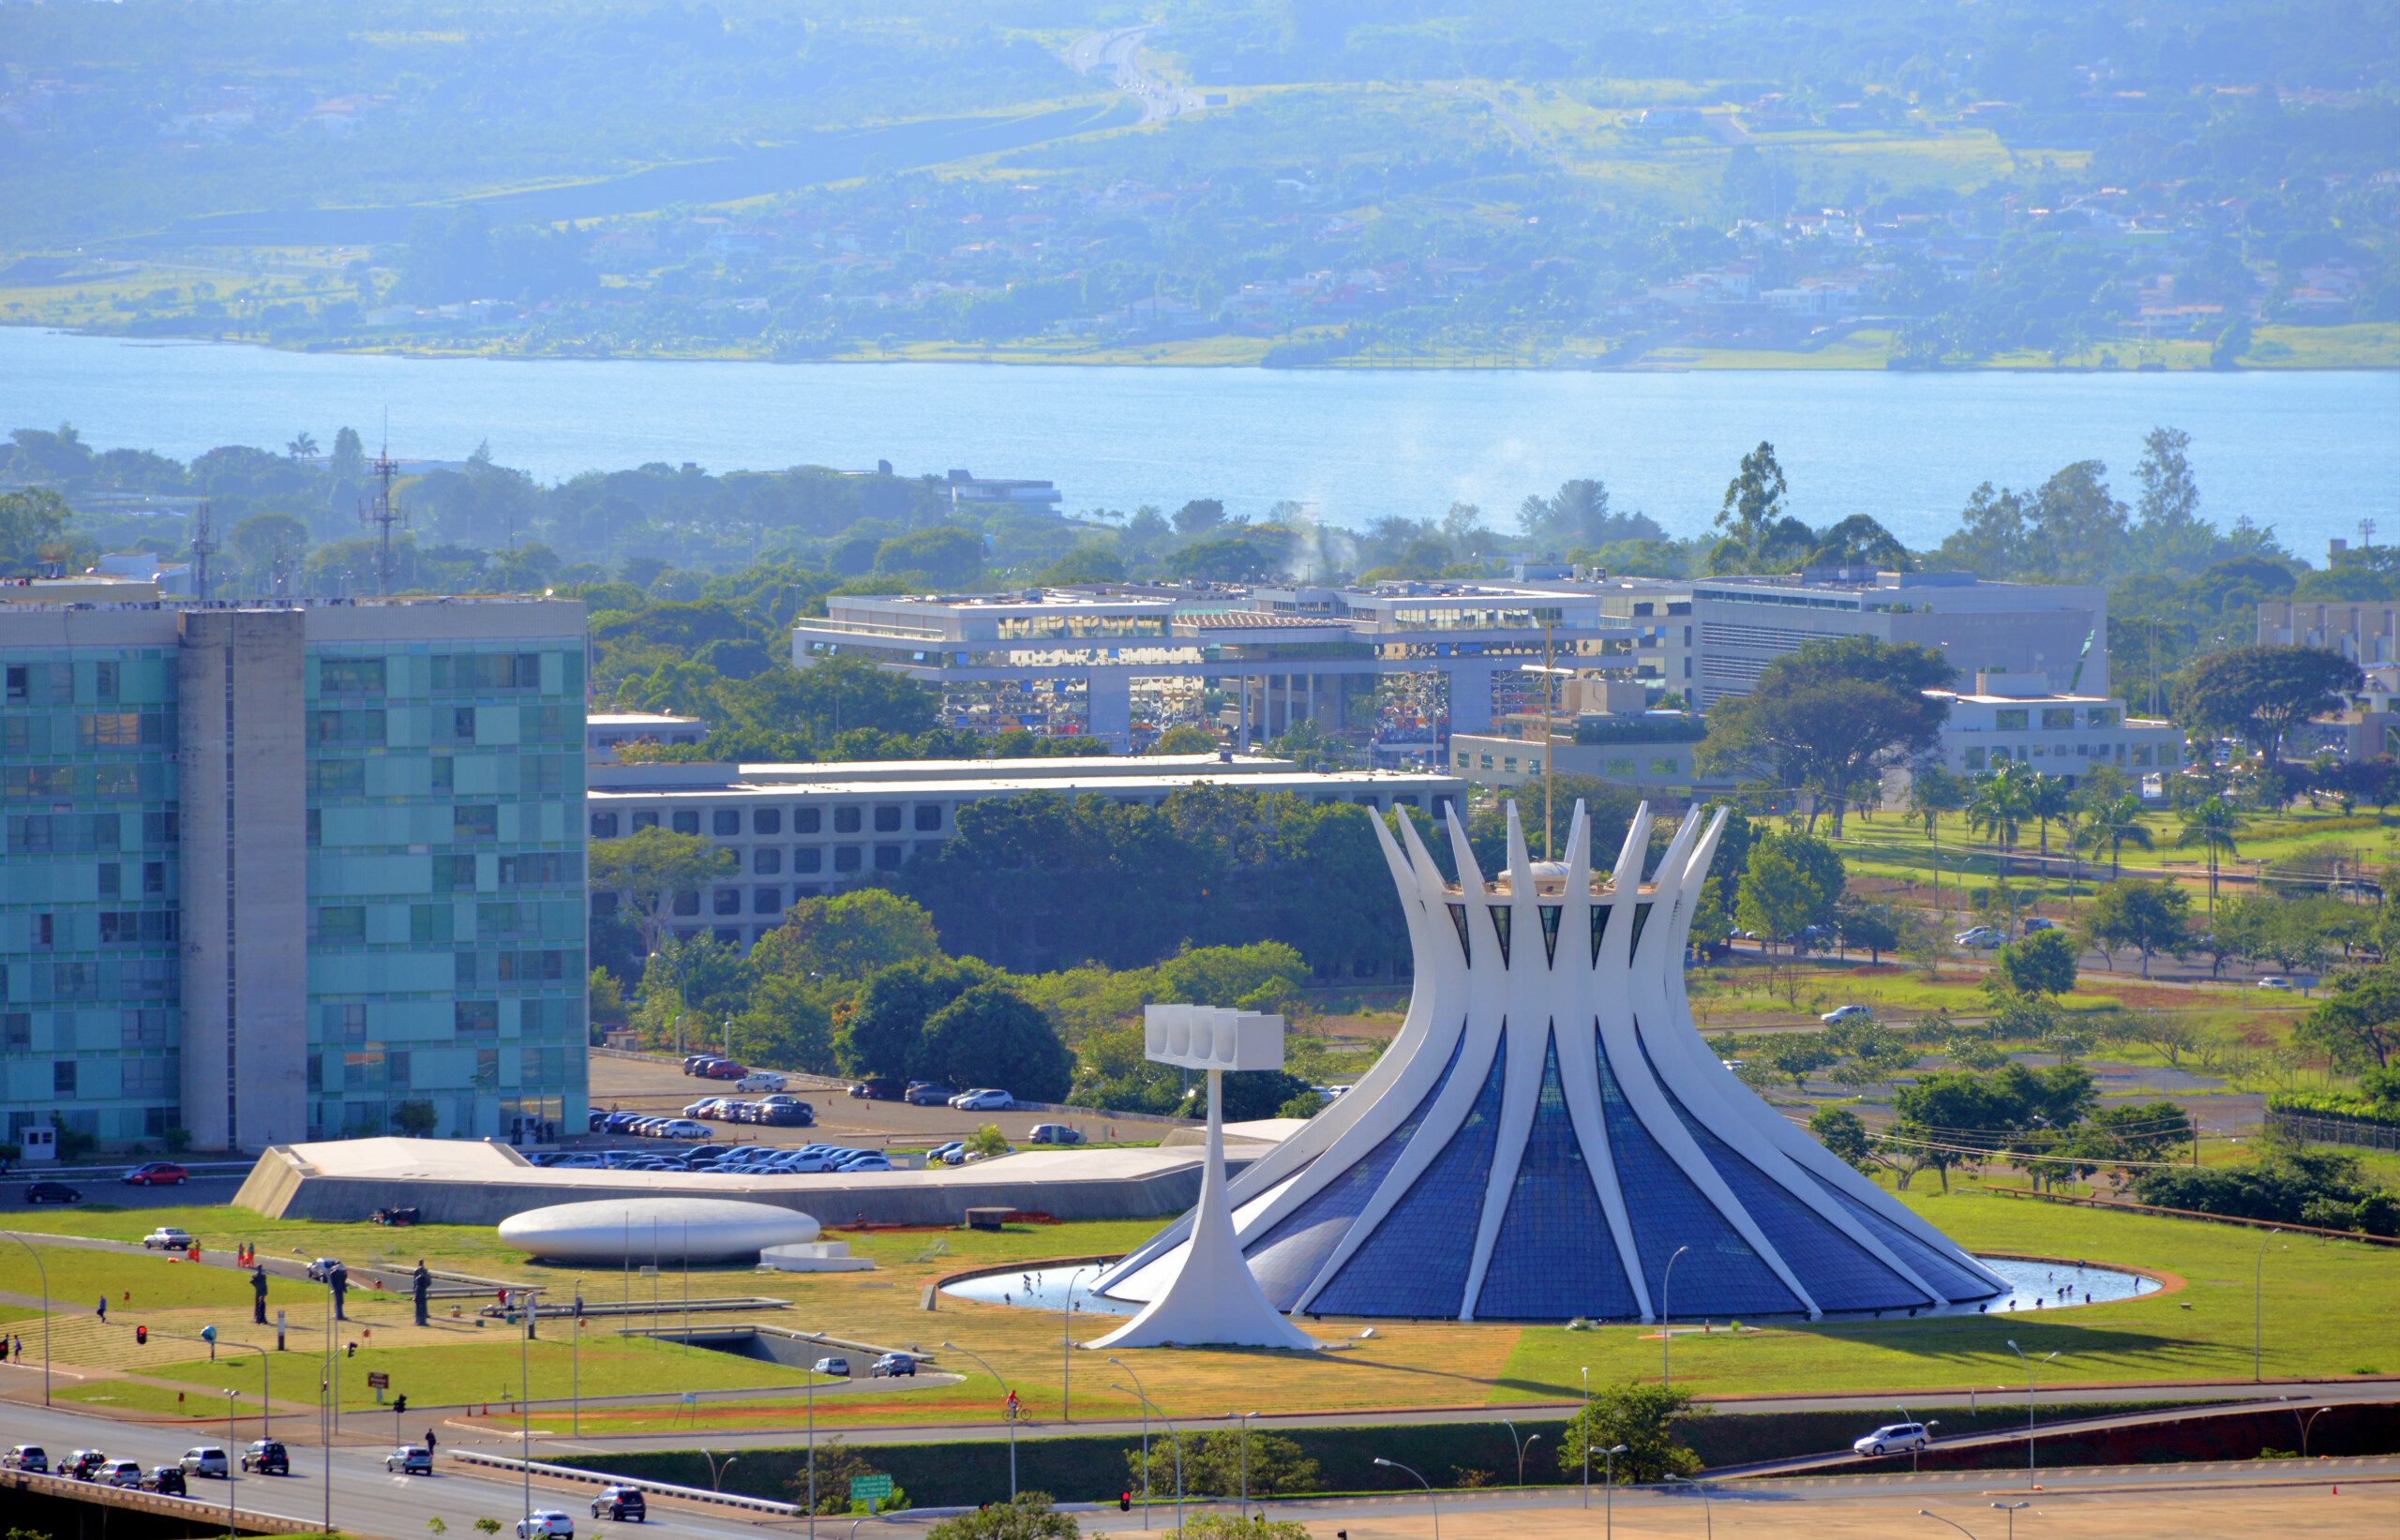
[[735, 1072, 786, 1091], [659, 1119, 710, 1140], [142, 1227, 196, 1250], [950, 1088, 1014, 1111], [386, 1445, 433, 1474], [1852, 1422, 1931, 1458], [2257, 976, 2294, 991], [1820, 1005, 1872, 1025], [180, 1446, 229, 1478], [517, 1511, 575, 1539], [101, 1458, 145, 1488], [1953, 927, 2005, 949]]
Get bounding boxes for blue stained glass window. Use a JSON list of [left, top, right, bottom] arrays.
[[1801, 1169, 2001, 1302], [1245, 1031, 1467, 1309], [1491, 906, 1511, 965], [1590, 904, 1612, 965], [1447, 904, 1471, 964], [1594, 1025, 1804, 1319], [1538, 904, 1563, 966], [1312, 1032, 1508, 1318], [1475, 1031, 1640, 1322], [1645, 1048, 1925, 1313]]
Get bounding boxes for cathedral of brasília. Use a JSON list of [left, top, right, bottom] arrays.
[[1092, 800, 2006, 1323]]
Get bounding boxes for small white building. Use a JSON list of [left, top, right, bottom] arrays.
[[1892, 671, 2181, 794], [587, 710, 710, 760]]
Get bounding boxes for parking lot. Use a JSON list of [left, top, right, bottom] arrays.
[[583, 1053, 1176, 1155]]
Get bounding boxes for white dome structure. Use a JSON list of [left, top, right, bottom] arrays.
[[1093, 800, 2007, 1323], [500, 1198, 819, 1263]]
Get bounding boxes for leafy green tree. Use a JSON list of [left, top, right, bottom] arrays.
[[2079, 878, 2193, 979], [2174, 646, 2363, 765], [392, 1099, 439, 1137], [1712, 441, 1788, 566], [1695, 638, 1952, 834], [925, 1493, 1078, 1540], [837, 956, 997, 1079], [1763, 1035, 1838, 1093], [1151, 725, 1219, 755], [2298, 966, 2400, 1070], [590, 827, 736, 955], [923, 982, 1072, 1101], [1734, 830, 1844, 950], [1836, 899, 1900, 963], [749, 890, 941, 986], [1992, 929, 2078, 1000], [1555, 1382, 1706, 1483], [2072, 791, 2153, 877], [1808, 1105, 1883, 1174], [730, 975, 838, 1074], [773, 654, 939, 738], [1908, 765, 1971, 910], [0, 486, 72, 575], [873, 525, 982, 586], [1131, 1430, 1320, 1499]]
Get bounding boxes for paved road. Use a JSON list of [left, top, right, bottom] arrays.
[[1, 1173, 247, 1215], [0, 1398, 776, 1540], [1066, 25, 1207, 123]]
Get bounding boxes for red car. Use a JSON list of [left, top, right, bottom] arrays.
[[122, 1161, 188, 1187], [699, 1061, 747, 1081]]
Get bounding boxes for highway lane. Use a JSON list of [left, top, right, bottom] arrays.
[[0, 1399, 784, 1540]]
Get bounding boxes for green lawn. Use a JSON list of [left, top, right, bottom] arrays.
[[1494, 1173, 2400, 1403], [0, 1239, 324, 1322]]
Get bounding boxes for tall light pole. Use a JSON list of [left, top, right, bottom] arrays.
[[942, 1341, 1015, 1502], [0, 1231, 51, 1403], [1109, 1368, 1181, 1533], [2300, 1405, 2333, 1458], [1665, 1473, 1712, 1540], [1060, 1264, 1097, 1423], [2002, 1339, 2058, 1488], [223, 1387, 240, 1540], [1108, 1358, 1153, 1524], [518, 1288, 538, 1531], [1660, 1245, 1691, 1388], [701, 1451, 739, 1490], [1579, 1367, 1591, 1507], [1602, 1444, 1627, 1540], [1230, 1411, 1257, 1516], [1990, 1500, 2030, 1540], [1917, 1509, 1978, 1538], [156, 1331, 271, 1437], [1372, 1457, 1437, 1540], [1517, 1432, 1541, 1488]]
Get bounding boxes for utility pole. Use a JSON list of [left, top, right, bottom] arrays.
[[359, 440, 406, 596], [188, 501, 218, 603]]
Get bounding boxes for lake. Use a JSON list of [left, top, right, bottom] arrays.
[[6, 326, 2395, 554]]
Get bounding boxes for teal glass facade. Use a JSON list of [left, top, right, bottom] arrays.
[[1, 602, 588, 1150], [1, 648, 183, 1144]]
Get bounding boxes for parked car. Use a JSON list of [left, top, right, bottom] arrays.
[[904, 1082, 956, 1106], [304, 1258, 343, 1282], [950, 1088, 1013, 1111], [62, 1449, 109, 1481], [1953, 927, 2006, 949], [143, 1465, 188, 1495], [759, 1101, 815, 1128], [180, 1446, 230, 1478], [700, 1060, 748, 1081], [21, 1180, 82, 1204], [1852, 1422, 1932, 1458], [2022, 917, 2058, 933], [142, 1226, 196, 1250], [684, 1099, 724, 1119], [735, 1071, 785, 1091], [848, 1078, 903, 1100], [1028, 1124, 1084, 1145], [811, 1355, 852, 1378], [869, 1352, 917, 1378], [836, 1153, 892, 1173], [517, 1511, 576, 1539], [241, 1440, 290, 1475], [591, 1487, 648, 1522], [385, 1446, 433, 1474], [2258, 976, 2294, 991], [929, 1142, 965, 1166], [659, 1119, 710, 1140], [962, 1142, 1013, 1163], [1819, 1005, 1872, 1025], [2, 1444, 48, 1473], [682, 1054, 717, 1075], [101, 1458, 145, 1488], [123, 1160, 188, 1187]]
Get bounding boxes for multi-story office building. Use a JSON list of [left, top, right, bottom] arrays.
[[1887, 671, 2182, 796], [588, 754, 1463, 949], [2257, 601, 2400, 665], [789, 584, 1646, 753], [1687, 570, 2108, 708], [0, 591, 589, 1152]]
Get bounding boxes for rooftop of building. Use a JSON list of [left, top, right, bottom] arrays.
[[587, 754, 1459, 801]]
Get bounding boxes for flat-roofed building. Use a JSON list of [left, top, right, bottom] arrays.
[[2258, 600, 2400, 665], [587, 754, 1464, 949], [1887, 670, 2182, 796], [587, 710, 710, 760]]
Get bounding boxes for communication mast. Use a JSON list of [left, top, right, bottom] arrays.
[[189, 501, 218, 602], [358, 440, 406, 596]]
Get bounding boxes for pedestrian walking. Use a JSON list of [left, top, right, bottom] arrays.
[[96, 1295, 107, 1322], [425, 1428, 438, 1456]]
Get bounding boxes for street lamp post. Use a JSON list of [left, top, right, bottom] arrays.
[[941, 1341, 1016, 1502], [153, 1331, 272, 1437], [2002, 1339, 2058, 1489], [1579, 1367, 1591, 1508], [2300, 1405, 2333, 1458], [1602, 1444, 1628, 1540], [1990, 1500, 2031, 1540], [1230, 1411, 1257, 1517], [1372, 1457, 1438, 1540], [1664, 1473, 1713, 1539], [518, 1289, 538, 1532], [1109, 1370, 1182, 1534], [1060, 1265, 1096, 1424], [223, 1387, 240, 1540], [1916, 1420, 1942, 1473], [1118, 1363, 1150, 1521], [701, 1451, 739, 1490], [0, 1230, 52, 1404], [1917, 1508, 1978, 1539], [1660, 1245, 1691, 1388]]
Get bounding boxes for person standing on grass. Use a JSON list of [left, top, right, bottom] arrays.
[[96, 1295, 106, 1322]]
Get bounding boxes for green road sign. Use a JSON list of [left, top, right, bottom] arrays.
[[849, 1474, 893, 1502]]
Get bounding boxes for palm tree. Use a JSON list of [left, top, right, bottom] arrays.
[[2027, 772, 2074, 867], [286, 430, 320, 459], [2176, 796, 2243, 918], [2073, 791, 2153, 878], [1909, 766, 1969, 919], [1966, 764, 2030, 878]]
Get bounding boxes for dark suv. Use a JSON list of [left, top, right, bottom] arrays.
[[848, 1077, 903, 1100], [591, 1486, 647, 1521], [241, 1440, 289, 1475]]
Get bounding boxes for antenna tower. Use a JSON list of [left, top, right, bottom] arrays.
[[358, 440, 406, 595], [189, 501, 218, 602]]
